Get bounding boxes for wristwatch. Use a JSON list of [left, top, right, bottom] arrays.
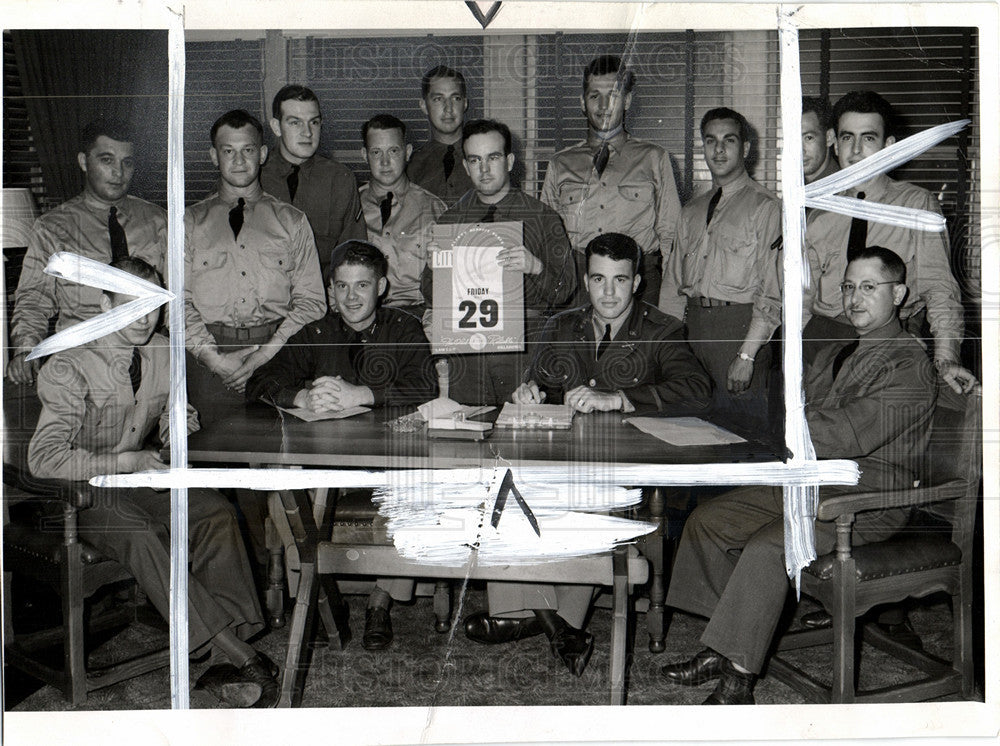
[[737, 352, 755, 363]]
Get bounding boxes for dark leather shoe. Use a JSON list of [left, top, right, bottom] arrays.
[[661, 648, 724, 686], [550, 627, 594, 677], [240, 652, 280, 708], [801, 610, 833, 629], [464, 611, 544, 644], [702, 659, 756, 705], [363, 607, 393, 650], [194, 664, 264, 708]]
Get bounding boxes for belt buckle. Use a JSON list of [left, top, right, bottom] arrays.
[[235, 326, 251, 342], [699, 297, 712, 308]]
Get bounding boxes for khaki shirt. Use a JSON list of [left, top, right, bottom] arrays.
[[540, 134, 681, 258], [11, 192, 167, 350], [359, 179, 446, 307], [805, 174, 963, 362], [184, 190, 326, 362], [660, 171, 783, 337], [29, 334, 198, 481]]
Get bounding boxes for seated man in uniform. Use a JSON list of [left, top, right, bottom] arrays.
[[247, 240, 436, 650], [28, 258, 276, 708], [661, 246, 939, 704], [462, 233, 711, 677]]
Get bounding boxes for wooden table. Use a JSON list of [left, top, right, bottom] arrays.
[[188, 401, 780, 705]]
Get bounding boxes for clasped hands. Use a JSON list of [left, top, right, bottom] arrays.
[[293, 376, 374, 413]]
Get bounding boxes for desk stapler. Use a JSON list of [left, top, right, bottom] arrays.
[[422, 359, 495, 440]]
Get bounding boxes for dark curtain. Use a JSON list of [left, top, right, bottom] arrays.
[[10, 30, 169, 207]]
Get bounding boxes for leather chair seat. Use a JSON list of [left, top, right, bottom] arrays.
[[4, 522, 111, 565], [805, 531, 961, 582]]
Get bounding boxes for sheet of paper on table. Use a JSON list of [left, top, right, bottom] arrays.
[[626, 416, 747, 446], [494, 402, 574, 429], [275, 404, 371, 422]]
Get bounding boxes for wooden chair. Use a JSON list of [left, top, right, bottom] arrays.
[[3, 384, 169, 706], [271, 487, 649, 707], [768, 389, 981, 703], [3, 470, 171, 705]]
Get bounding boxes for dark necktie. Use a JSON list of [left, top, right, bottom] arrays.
[[229, 197, 245, 240], [108, 206, 128, 262], [705, 187, 723, 226], [847, 191, 867, 259], [287, 164, 300, 202], [129, 347, 142, 395], [482, 204, 497, 223], [831, 339, 859, 381], [596, 323, 612, 360], [593, 142, 610, 177], [379, 192, 393, 229], [443, 145, 456, 181]]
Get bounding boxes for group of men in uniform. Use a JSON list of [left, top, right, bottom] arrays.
[[7, 52, 978, 706]]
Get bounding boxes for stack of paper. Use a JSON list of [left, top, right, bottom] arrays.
[[494, 402, 574, 429]]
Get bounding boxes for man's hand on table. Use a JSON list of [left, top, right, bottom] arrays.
[[511, 381, 546, 404], [564, 384, 622, 413]]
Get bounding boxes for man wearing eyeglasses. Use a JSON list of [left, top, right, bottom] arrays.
[[661, 246, 940, 705], [804, 90, 976, 394], [422, 118, 576, 405]]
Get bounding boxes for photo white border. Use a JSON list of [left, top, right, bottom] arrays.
[[2, 1, 997, 744]]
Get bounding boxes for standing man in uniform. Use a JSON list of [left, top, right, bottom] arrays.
[[359, 114, 446, 316], [422, 119, 576, 406], [7, 118, 166, 383], [541, 54, 681, 305], [659, 107, 782, 432], [407, 65, 476, 206], [261, 84, 367, 279], [804, 90, 977, 394], [801, 96, 838, 186], [185, 110, 326, 567]]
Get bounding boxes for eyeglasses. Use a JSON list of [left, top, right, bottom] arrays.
[[839, 280, 898, 296], [464, 153, 505, 166]]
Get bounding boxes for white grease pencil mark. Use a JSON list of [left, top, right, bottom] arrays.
[[25, 253, 174, 360], [90, 461, 860, 491]]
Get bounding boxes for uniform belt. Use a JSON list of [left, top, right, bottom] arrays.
[[689, 296, 737, 308], [205, 320, 281, 345]]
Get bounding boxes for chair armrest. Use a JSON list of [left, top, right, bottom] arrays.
[[816, 480, 967, 522], [3, 465, 96, 510]]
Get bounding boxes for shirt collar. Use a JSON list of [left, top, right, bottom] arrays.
[[587, 127, 627, 150], [82, 190, 128, 214], [367, 178, 409, 202], [857, 316, 905, 347], [218, 180, 263, 206], [714, 170, 753, 196], [589, 299, 639, 340], [850, 172, 890, 200]]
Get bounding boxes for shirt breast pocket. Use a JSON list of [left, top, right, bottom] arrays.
[[556, 183, 589, 237], [617, 184, 655, 238], [712, 225, 757, 294], [191, 250, 233, 318], [258, 249, 293, 306]]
